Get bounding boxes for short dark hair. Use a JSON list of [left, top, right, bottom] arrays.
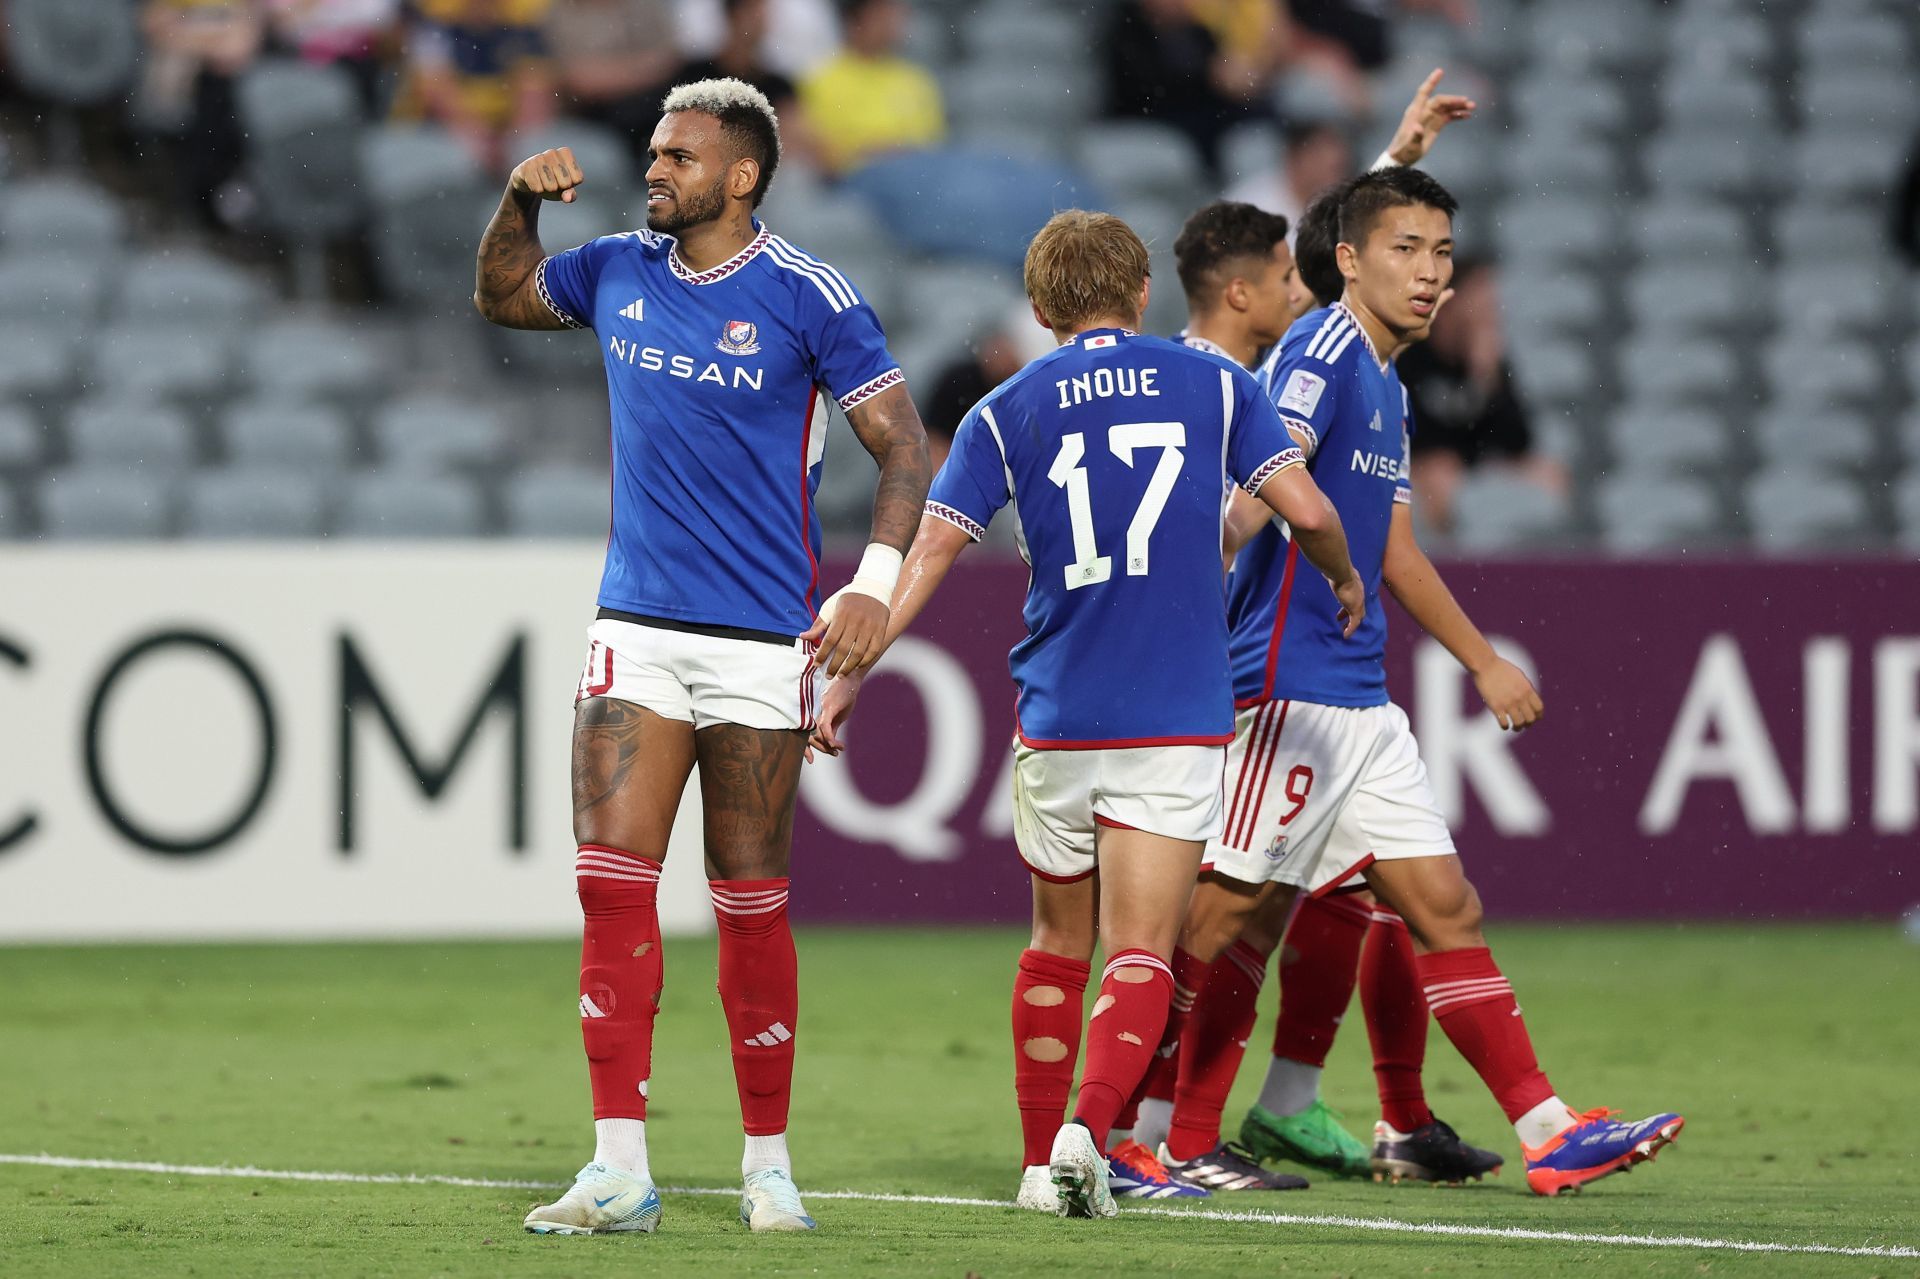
[[1337, 165, 1458, 251], [1294, 178, 1353, 307], [661, 78, 782, 207], [1173, 201, 1292, 306]]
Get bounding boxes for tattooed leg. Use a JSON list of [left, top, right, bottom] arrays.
[[571, 697, 697, 856], [695, 724, 807, 880]]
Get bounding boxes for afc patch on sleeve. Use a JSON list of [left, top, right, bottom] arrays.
[[1277, 369, 1326, 418]]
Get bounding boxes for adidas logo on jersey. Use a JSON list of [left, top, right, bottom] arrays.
[[619, 298, 645, 321], [1369, 409, 1383, 432], [743, 1021, 793, 1048]]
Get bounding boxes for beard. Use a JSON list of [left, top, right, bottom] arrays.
[[644, 176, 728, 234]]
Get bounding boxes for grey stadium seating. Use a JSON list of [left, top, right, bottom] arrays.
[[332, 470, 486, 538], [37, 466, 174, 539], [181, 468, 330, 538]]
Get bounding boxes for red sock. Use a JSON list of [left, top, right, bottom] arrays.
[[1013, 949, 1090, 1167], [1073, 949, 1173, 1151], [1128, 949, 1212, 1110], [1167, 938, 1270, 1161], [575, 845, 664, 1120], [711, 878, 798, 1136], [1271, 893, 1370, 1066], [1418, 946, 1555, 1122], [1360, 908, 1433, 1132]]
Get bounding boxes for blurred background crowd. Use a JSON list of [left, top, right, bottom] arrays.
[[0, 0, 1915, 551]]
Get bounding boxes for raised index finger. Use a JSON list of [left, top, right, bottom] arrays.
[[1413, 67, 1444, 103]]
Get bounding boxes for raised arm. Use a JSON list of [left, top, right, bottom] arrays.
[[1380, 503, 1541, 730], [473, 147, 585, 330], [803, 381, 933, 677], [1377, 68, 1477, 169]]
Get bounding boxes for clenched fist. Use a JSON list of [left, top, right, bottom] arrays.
[[510, 147, 585, 204]]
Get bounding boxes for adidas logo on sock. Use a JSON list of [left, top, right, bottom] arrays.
[[743, 1021, 793, 1048]]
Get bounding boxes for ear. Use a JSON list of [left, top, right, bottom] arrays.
[[1335, 240, 1359, 283], [1135, 276, 1151, 325], [730, 156, 760, 202], [1029, 299, 1052, 332], [1223, 276, 1250, 314]]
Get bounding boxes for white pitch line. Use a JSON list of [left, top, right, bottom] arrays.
[[3, 1153, 1914, 1260]]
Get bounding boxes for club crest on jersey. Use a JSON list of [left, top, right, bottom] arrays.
[[717, 320, 760, 356], [1264, 833, 1289, 861]]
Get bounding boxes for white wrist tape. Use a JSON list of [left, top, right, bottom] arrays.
[[818, 543, 903, 620]]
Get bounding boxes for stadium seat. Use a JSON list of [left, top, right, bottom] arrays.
[[220, 398, 358, 470], [1761, 336, 1882, 405], [370, 394, 507, 468], [242, 318, 387, 400], [1625, 264, 1743, 333], [1596, 470, 1727, 552], [1510, 75, 1628, 136], [1629, 199, 1754, 263], [1661, 73, 1774, 131], [1450, 471, 1574, 552], [0, 252, 110, 332], [118, 249, 268, 333], [1799, 73, 1918, 130], [180, 467, 329, 538], [0, 324, 77, 397], [503, 464, 609, 537], [840, 148, 1095, 270], [1606, 403, 1730, 471], [1616, 335, 1737, 401], [0, 479, 20, 538], [1788, 130, 1901, 196], [897, 264, 1025, 344], [1643, 129, 1769, 194], [1667, 6, 1772, 66], [1525, 2, 1659, 71], [1508, 340, 1595, 405], [3, 0, 138, 108], [1500, 270, 1605, 338], [1796, 11, 1910, 70], [237, 59, 367, 288], [66, 399, 198, 471], [332, 470, 486, 537], [1751, 403, 1877, 472], [0, 176, 125, 255], [360, 124, 494, 308], [0, 404, 45, 474], [1895, 469, 1920, 548], [1500, 133, 1622, 197], [1773, 202, 1883, 262], [1742, 465, 1873, 553], [1219, 122, 1282, 188], [1773, 263, 1895, 335], [961, 6, 1080, 65], [1076, 121, 1207, 205], [88, 323, 233, 400], [37, 466, 175, 538], [1493, 196, 1616, 264]]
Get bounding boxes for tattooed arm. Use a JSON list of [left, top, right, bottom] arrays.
[[474, 146, 584, 330], [803, 381, 932, 677]]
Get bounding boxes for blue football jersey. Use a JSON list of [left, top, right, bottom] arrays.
[[537, 222, 901, 636], [926, 329, 1301, 747], [1229, 303, 1413, 708]]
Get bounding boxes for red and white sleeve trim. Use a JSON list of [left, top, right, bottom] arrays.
[[1281, 416, 1319, 458], [837, 367, 904, 412], [925, 500, 985, 541], [1242, 448, 1306, 493], [534, 258, 585, 329]]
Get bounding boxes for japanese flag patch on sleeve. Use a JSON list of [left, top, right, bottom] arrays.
[[1277, 369, 1327, 418]]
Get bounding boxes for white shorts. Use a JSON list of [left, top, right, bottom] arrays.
[[575, 617, 817, 731], [1205, 700, 1455, 895], [1012, 741, 1227, 883]]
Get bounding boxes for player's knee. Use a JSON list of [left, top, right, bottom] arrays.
[[1028, 922, 1095, 963], [1182, 880, 1259, 961], [1411, 878, 1484, 950]]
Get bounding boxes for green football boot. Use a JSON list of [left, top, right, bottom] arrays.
[[1239, 1100, 1372, 1178]]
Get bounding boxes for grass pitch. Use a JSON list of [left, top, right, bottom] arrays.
[[2, 924, 1916, 1277]]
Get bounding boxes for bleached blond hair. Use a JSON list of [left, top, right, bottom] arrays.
[[1024, 211, 1150, 332]]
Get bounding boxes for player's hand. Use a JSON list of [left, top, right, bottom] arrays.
[[1331, 572, 1367, 639], [1386, 69, 1477, 167], [509, 147, 585, 204], [806, 671, 866, 762], [1473, 657, 1543, 732], [803, 590, 889, 678]]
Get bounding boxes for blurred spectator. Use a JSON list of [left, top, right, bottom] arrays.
[[1227, 118, 1353, 232], [924, 328, 1028, 464], [546, 0, 677, 155], [137, 0, 266, 227], [668, 0, 820, 165], [395, 0, 557, 170], [1100, 0, 1269, 174], [1398, 258, 1568, 532], [675, 0, 837, 79], [1192, 0, 1289, 100], [263, 0, 400, 111], [799, 0, 942, 176]]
